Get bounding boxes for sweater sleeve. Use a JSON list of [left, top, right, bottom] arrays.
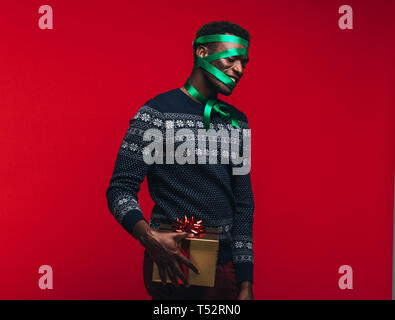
[[230, 119, 255, 285], [105, 103, 164, 235]]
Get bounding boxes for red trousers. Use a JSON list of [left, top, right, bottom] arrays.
[[143, 253, 239, 300]]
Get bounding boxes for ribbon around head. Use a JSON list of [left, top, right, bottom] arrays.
[[184, 34, 249, 130]]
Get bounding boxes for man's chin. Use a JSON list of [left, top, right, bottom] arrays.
[[217, 84, 234, 96]]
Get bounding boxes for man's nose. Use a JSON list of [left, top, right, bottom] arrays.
[[233, 60, 243, 76]]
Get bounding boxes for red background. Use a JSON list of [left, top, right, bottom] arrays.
[[0, 0, 394, 299]]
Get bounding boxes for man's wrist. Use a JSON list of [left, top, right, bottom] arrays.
[[239, 281, 252, 290], [132, 220, 154, 246]]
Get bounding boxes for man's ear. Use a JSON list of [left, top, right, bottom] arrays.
[[196, 45, 210, 58]]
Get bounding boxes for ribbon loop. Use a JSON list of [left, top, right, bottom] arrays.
[[172, 215, 205, 236], [185, 81, 240, 131]]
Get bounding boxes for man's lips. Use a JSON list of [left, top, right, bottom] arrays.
[[227, 75, 240, 83]]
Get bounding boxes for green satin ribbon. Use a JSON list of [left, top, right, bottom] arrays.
[[186, 34, 249, 130], [184, 81, 239, 130]]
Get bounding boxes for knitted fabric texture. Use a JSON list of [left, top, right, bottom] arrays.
[[106, 88, 255, 284]]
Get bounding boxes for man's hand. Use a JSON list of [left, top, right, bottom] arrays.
[[237, 281, 253, 300], [133, 221, 200, 287]]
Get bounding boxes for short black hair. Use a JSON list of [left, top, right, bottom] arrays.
[[193, 21, 250, 51]]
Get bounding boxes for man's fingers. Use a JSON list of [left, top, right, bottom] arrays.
[[173, 262, 190, 287], [158, 265, 167, 285], [177, 253, 200, 275], [173, 232, 193, 242], [166, 266, 179, 287]]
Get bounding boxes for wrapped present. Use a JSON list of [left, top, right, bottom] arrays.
[[152, 216, 220, 287]]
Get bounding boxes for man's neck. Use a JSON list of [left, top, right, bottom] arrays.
[[185, 69, 218, 101], [179, 86, 202, 104]]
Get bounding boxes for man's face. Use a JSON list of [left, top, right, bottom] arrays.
[[197, 36, 249, 96]]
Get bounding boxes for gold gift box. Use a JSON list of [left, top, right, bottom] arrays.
[[152, 223, 220, 287]]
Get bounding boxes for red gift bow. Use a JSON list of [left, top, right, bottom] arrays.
[[171, 216, 205, 285], [171, 215, 205, 236]]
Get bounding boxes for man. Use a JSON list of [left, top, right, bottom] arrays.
[[106, 21, 254, 300]]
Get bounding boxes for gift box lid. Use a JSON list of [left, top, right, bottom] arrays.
[[157, 223, 219, 242]]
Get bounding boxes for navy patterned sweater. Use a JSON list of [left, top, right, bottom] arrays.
[[106, 88, 255, 284]]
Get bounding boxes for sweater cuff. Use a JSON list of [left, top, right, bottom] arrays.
[[121, 209, 147, 235], [233, 262, 254, 285]]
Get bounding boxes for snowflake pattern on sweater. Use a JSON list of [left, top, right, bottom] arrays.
[[106, 89, 255, 284]]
